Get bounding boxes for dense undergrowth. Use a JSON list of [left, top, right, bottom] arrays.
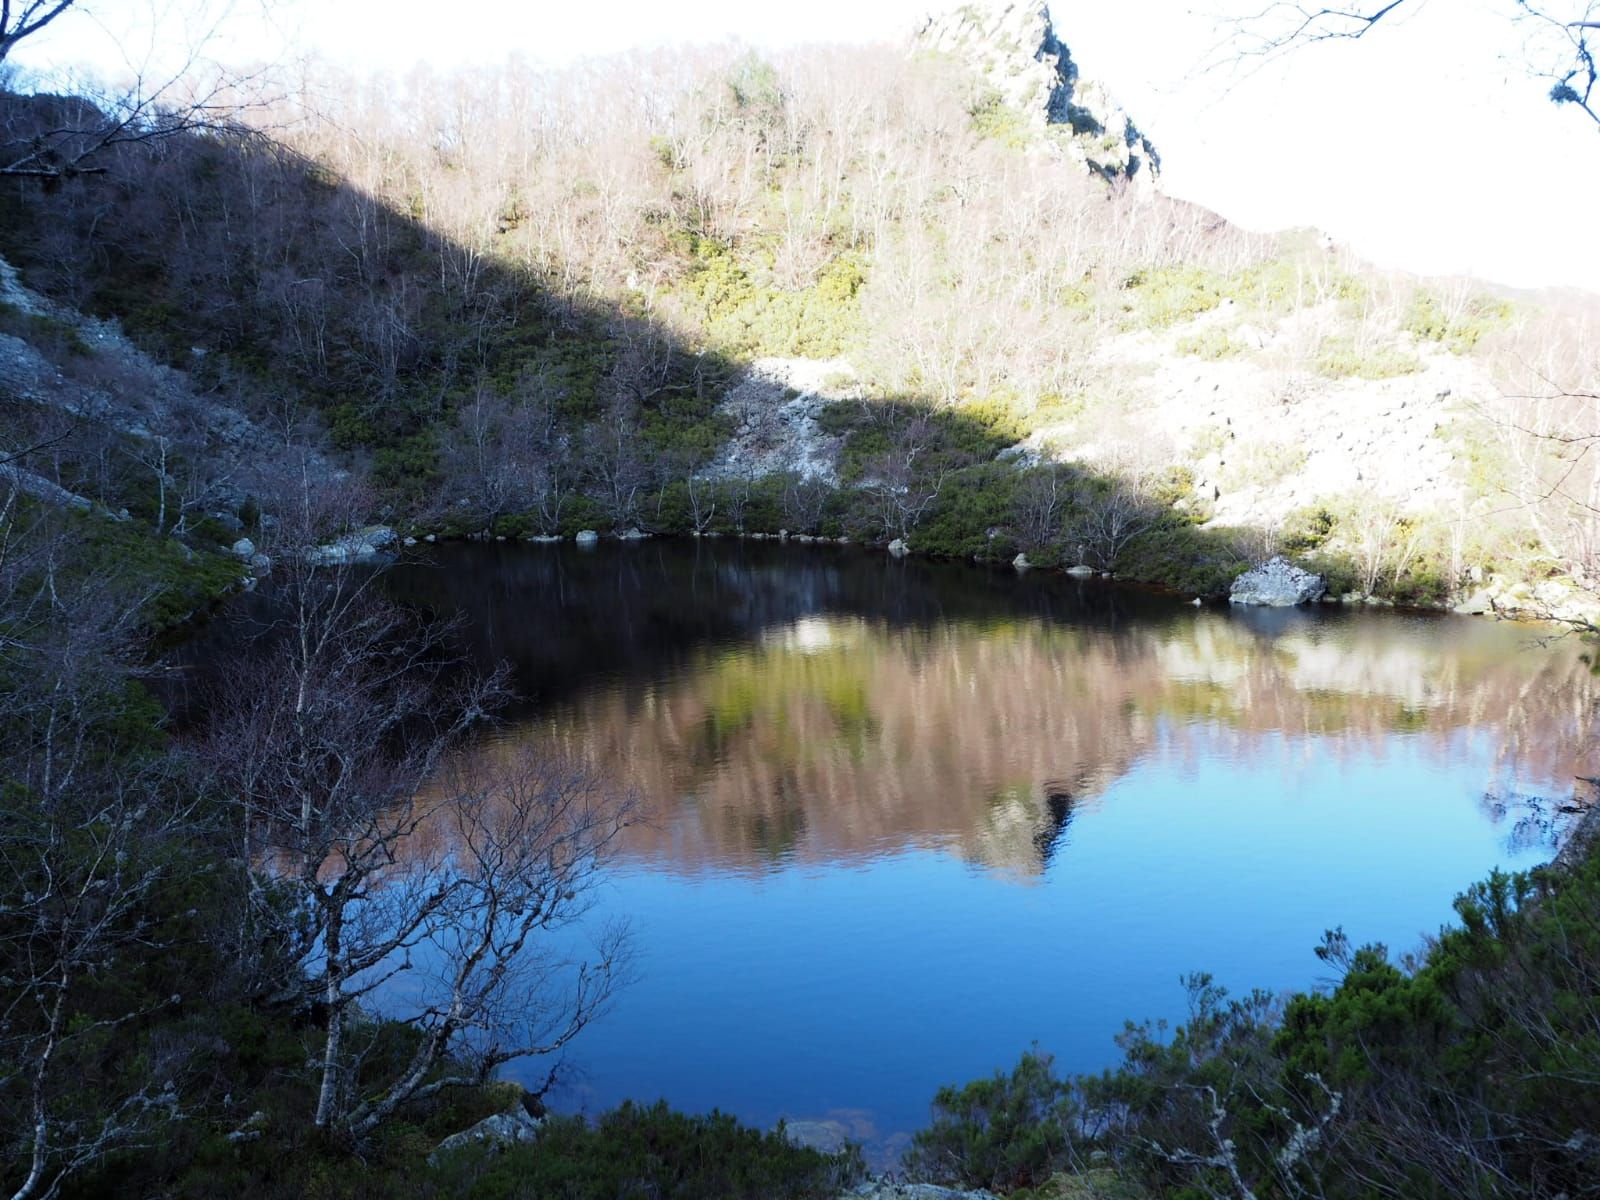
[[908, 841, 1600, 1199]]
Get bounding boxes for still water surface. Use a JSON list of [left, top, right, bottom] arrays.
[[385, 540, 1593, 1160]]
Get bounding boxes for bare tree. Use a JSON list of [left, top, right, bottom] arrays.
[[863, 413, 948, 542], [781, 471, 830, 535], [1015, 466, 1071, 556], [1068, 470, 1158, 572], [684, 464, 718, 535], [196, 475, 631, 1143], [0, 504, 196, 1200], [1216, 1, 1600, 129], [0, 2, 266, 182]]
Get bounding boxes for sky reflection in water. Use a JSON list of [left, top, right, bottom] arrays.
[[384, 541, 1591, 1160]]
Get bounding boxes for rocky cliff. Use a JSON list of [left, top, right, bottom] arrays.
[[913, 0, 1160, 191]]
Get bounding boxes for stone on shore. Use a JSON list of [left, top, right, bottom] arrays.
[[1229, 556, 1327, 607]]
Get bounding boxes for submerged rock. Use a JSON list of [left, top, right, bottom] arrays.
[[575, 529, 599, 546], [1229, 556, 1327, 607], [1065, 563, 1095, 577]]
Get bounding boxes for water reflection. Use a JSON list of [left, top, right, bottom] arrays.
[[389, 542, 1596, 878], [381, 541, 1598, 1153]]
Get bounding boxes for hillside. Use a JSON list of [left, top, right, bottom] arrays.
[[0, 0, 1596, 619]]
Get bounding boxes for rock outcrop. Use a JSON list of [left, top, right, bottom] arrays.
[[427, 1103, 544, 1164], [707, 357, 855, 485], [1229, 557, 1327, 607], [913, 1, 1159, 193]]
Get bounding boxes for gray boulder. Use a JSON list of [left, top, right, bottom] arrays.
[[1012, 552, 1032, 570], [1065, 563, 1095, 577], [230, 537, 256, 559], [575, 529, 600, 546], [1229, 556, 1327, 607], [887, 538, 909, 557], [304, 526, 398, 566], [428, 1105, 544, 1164]]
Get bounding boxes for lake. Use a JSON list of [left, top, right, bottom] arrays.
[[382, 539, 1594, 1163]]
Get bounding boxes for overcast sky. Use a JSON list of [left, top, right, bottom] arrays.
[[18, 0, 1600, 291]]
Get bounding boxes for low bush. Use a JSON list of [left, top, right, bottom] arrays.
[[1313, 337, 1423, 380], [906, 1050, 1079, 1191], [432, 1102, 864, 1200]]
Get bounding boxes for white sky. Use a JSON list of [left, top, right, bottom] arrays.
[[17, 0, 1600, 290]]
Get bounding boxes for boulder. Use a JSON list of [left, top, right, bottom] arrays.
[[1012, 552, 1032, 571], [1452, 588, 1494, 616], [230, 537, 256, 559], [304, 526, 398, 567], [427, 1104, 544, 1165], [248, 552, 272, 577], [1065, 564, 1095, 577], [887, 538, 909, 558], [1229, 556, 1327, 607], [575, 529, 600, 546], [620, 527, 648, 540]]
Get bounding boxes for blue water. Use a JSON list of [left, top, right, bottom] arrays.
[[385, 541, 1590, 1161]]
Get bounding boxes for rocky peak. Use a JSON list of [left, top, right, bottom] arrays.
[[913, 1, 1160, 192]]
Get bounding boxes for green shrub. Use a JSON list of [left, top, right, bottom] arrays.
[[969, 89, 1033, 148], [1174, 327, 1244, 360], [1118, 520, 1249, 596], [905, 1050, 1078, 1191], [1403, 289, 1511, 354], [1313, 337, 1423, 380], [914, 463, 1019, 559], [431, 1102, 863, 1200], [1118, 266, 1226, 330], [675, 239, 866, 359]]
